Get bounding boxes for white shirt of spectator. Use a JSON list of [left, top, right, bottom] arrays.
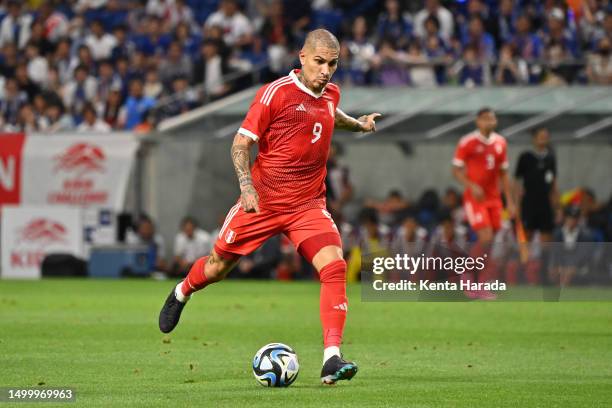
[[126, 229, 167, 259], [0, 13, 33, 49], [27, 56, 49, 85], [62, 76, 98, 110], [85, 33, 118, 60], [205, 55, 224, 95], [413, 6, 454, 41], [205, 10, 253, 45], [174, 228, 212, 264], [77, 119, 111, 133]]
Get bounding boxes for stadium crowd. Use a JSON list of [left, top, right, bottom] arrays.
[[1, 0, 612, 133]]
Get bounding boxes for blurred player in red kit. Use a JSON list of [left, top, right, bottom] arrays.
[[159, 29, 380, 384], [452, 108, 516, 298]]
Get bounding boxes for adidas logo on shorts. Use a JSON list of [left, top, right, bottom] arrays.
[[333, 302, 348, 311]]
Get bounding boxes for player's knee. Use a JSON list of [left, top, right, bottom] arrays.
[[319, 259, 347, 283]]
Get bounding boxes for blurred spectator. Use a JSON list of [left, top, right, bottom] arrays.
[[453, 45, 491, 86], [540, 41, 575, 85], [404, 40, 436, 87], [158, 41, 193, 86], [441, 187, 465, 228], [171, 216, 212, 276], [204, 0, 253, 47], [192, 39, 231, 99], [96, 60, 122, 104], [27, 19, 53, 55], [0, 42, 18, 78], [0, 77, 27, 130], [144, 69, 163, 99], [260, 0, 292, 74], [493, 0, 518, 47], [15, 63, 40, 101], [68, 45, 96, 79], [391, 214, 428, 256], [136, 16, 171, 56], [590, 12, 612, 48], [326, 142, 353, 214], [164, 76, 199, 116], [62, 64, 97, 119], [110, 24, 134, 61], [99, 87, 122, 128], [580, 189, 608, 241], [371, 39, 410, 86], [495, 43, 529, 84], [414, 0, 454, 41], [0, 1, 33, 49], [586, 38, 612, 84], [126, 215, 167, 273], [551, 206, 592, 285], [462, 16, 496, 61], [376, 0, 412, 48], [428, 211, 469, 253], [44, 103, 74, 133], [343, 16, 376, 85], [52, 38, 73, 85], [16, 103, 40, 132], [543, 12, 579, 59], [510, 14, 543, 60], [77, 102, 112, 132], [174, 21, 200, 57], [118, 78, 156, 129], [365, 189, 410, 226], [85, 19, 118, 61]]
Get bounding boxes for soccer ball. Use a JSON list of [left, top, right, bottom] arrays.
[[252, 343, 299, 387]]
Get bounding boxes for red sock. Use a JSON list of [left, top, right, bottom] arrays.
[[319, 259, 347, 348], [181, 256, 210, 297]]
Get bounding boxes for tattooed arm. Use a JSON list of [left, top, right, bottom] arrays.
[[231, 133, 259, 213], [334, 108, 381, 132]]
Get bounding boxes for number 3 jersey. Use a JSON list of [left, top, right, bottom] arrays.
[[237, 69, 341, 212], [452, 131, 509, 204]]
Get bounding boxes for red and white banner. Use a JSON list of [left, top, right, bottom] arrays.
[[0, 134, 139, 211], [0, 133, 26, 206], [1, 206, 83, 279]]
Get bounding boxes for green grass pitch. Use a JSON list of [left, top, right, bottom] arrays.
[[1, 279, 611, 407]]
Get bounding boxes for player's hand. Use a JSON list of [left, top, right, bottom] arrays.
[[470, 184, 485, 201], [506, 201, 517, 219], [358, 113, 382, 133], [240, 184, 260, 213]]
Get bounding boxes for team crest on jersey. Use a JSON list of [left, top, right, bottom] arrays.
[[327, 101, 335, 118], [225, 229, 237, 244], [495, 144, 502, 154]]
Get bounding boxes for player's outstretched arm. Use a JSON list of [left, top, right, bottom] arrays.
[[334, 108, 381, 133], [231, 133, 259, 213]]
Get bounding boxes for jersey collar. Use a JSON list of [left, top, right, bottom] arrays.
[[289, 69, 325, 99], [475, 131, 496, 145]]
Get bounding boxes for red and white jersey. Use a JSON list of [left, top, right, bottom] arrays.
[[238, 69, 341, 212], [452, 131, 508, 202]]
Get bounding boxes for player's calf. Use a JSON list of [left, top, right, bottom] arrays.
[[158, 251, 237, 333]]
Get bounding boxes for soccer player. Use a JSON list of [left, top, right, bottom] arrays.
[[452, 107, 516, 297], [159, 29, 380, 384], [514, 127, 558, 242]]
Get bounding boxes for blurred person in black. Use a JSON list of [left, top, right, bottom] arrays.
[[514, 127, 558, 242], [551, 206, 593, 286]]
